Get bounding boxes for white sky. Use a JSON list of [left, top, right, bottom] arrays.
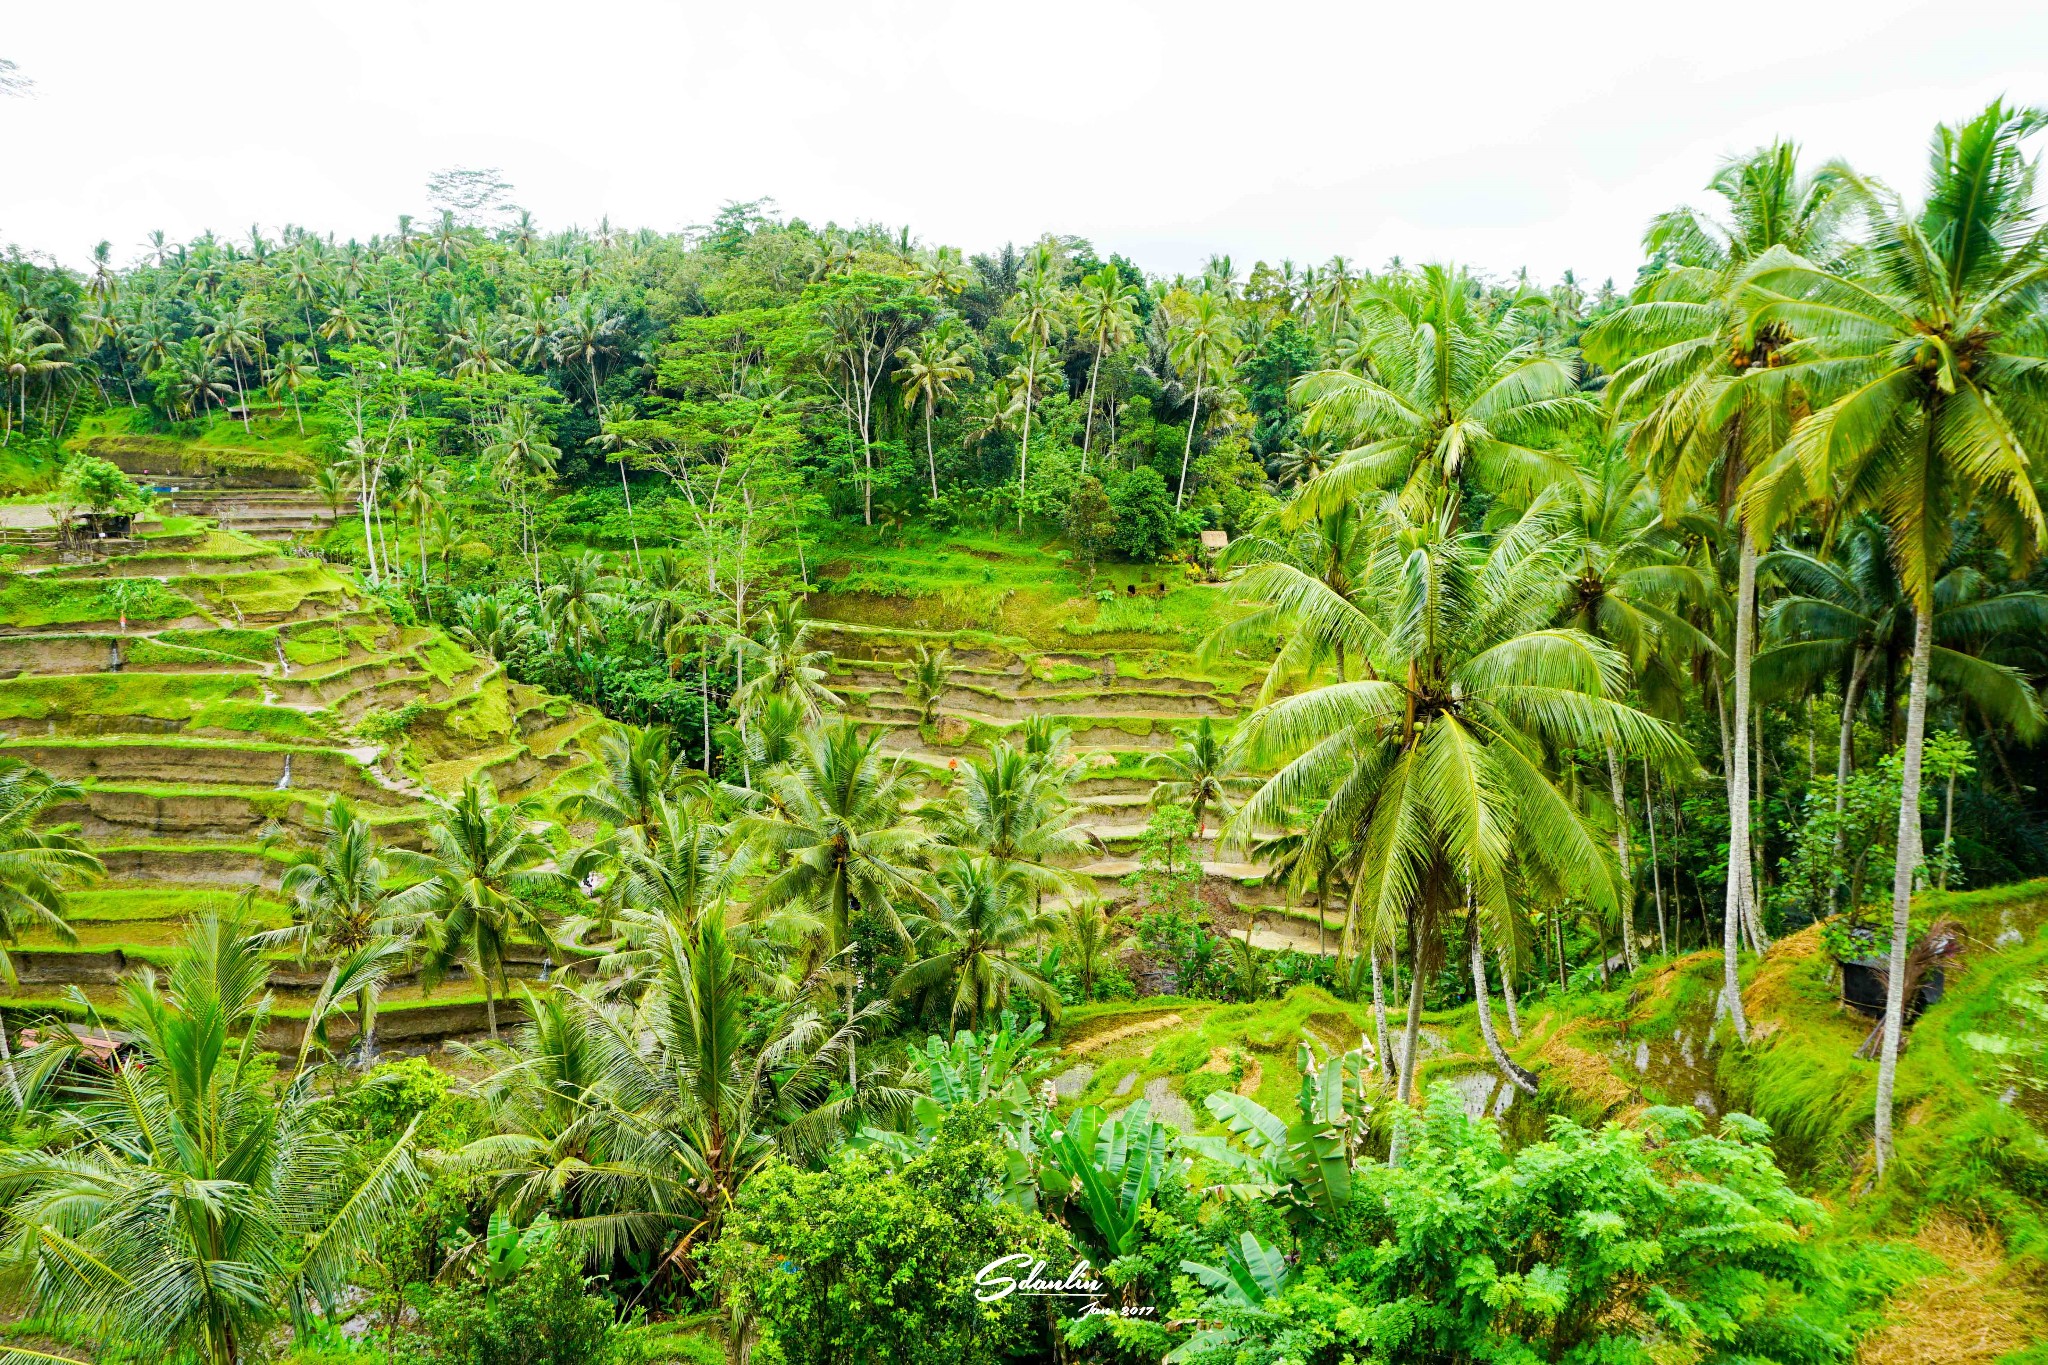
[[4, 0, 2045, 286]]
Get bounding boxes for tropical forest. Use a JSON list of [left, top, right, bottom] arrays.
[[0, 91, 2042, 1365]]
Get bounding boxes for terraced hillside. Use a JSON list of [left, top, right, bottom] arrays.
[[0, 499, 599, 1048], [816, 619, 1345, 952]]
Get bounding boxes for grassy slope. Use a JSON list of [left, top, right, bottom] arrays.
[[1048, 879, 2048, 1360]]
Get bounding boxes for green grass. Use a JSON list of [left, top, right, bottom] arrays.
[[0, 672, 259, 722], [0, 574, 203, 629], [64, 886, 285, 923], [156, 626, 279, 662], [189, 700, 334, 742]]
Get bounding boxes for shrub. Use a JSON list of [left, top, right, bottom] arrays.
[[415, 1237, 617, 1365], [1108, 466, 1180, 561], [709, 1108, 1067, 1365]]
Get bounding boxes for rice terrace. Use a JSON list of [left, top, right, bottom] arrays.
[[0, 20, 2045, 1365]]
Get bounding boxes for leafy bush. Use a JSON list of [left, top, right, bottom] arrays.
[[1108, 465, 1181, 561], [61, 455, 141, 512], [1168, 1090, 1867, 1365], [415, 1237, 617, 1365], [710, 1108, 1067, 1365]]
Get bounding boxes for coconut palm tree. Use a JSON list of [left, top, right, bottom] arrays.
[[1550, 442, 1717, 966], [1207, 495, 1378, 695], [1735, 102, 2048, 1174], [266, 340, 316, 434], [1582, 141, 1844, 1040], [1756, 518, 2047, 838], [261, 798, 421, 1064], [1167, 289, 1242, 510], [741, 720, 931, 1081], [452, 591, 536, 663], [558, 722, 703, 854], [387, 776, 568, 1038], [1222, 496, 1686, 1130], [931, 739, 1095, 897], [454, 913, 882, 1285], [1057, 896, 1115, 1002], [893, 856, 1059, 1030], [903, 644, 954, 725], [729, 599, 841, 724], [1075, 266, 1141, 468], [0, 761, 101, 1071], [540, 550, 619, 650], [203, 300, 266, 430], [0, 914, 424, 1365], [1007, 246, 1068, 529], [894, 319, 974, 498], [1291, 264, 1591, 521], [1148, 716, 1256, 844], [486, 404, 561, 594]]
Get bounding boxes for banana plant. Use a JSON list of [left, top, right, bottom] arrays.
[[1180, 1037, 1364, 1220], [854, 1013, 1057, 1208], [1041, 1099, 1187, 1257], [1167, 1232, 1293, 1364]]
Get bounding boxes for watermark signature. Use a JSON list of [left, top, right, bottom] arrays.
[[973, 1254, 1157, 1319]]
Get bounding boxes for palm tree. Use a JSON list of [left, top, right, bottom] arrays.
[[1057, 897, 1115, 1002], [455, 914, 881, 1285], [266, 798, 416, 1063], [452, 591, 537, 662], [930, 742, 1093, 896], [486, 405, 561, 594], [266, 340, 315, 434], [0, 759, 102, 1093], [387, 777, 568, 1038], [0, 915, 424, 1365], [204, 301, 266, 430], [540, 550, 619, 650], [558, 722, 702, 853], [587, 402, 644, 570], [894, 320, 974, 497], [893, 856, 1058, 1030], [903, 643, 954, 725], [1582, 141, 1843, 1040], [1291, 264, 1592, 520], [1075, 266, 1140, 468], [1168, 290, 1242, 510], [741, 720, 931, 1081], [729, 599, 841, 724], [1756, 518, 2047, 863], [1148, 716, 1255, 843], [1736, 103, 2048, 1174], [1222, 497, 1685, 1132], [1551, 443, 1716, 967], [1007, 246, 1067, 529]]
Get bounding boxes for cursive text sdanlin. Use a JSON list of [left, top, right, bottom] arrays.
[[973, 1254, 1106, 1303]]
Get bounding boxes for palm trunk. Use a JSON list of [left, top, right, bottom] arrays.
[[1472, 923, 1538, 1095], [1175, 363, 1204, 512], [1832, 651, 1872, 910], [1082, 347, 1102, 474], [1722, 534, 1757, 1041], [1873, 603, 1933, 1176], [1388, 945, 1425, 1167], [925, 398, 938, 498], [1370, 944, 1389, 1077], [1940, 766, 1957, 891], [0, 1017, 20, 1108], [1644, 759, 1667, 957], [1016, 350, 1036, 532], [484, 971, 497, 1040], [1606, 744, 1637, 970], [1499, 947, 1521, 1038]]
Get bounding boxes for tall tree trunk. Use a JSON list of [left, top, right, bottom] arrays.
[[925, 398, 938, 498], [1940, 764, 1957, 891], [1751, 703, 1771, 951], [1370, 943, 1390, 1079], [1081, 346, 1103, 474], [0, 1016, 20, 1108], [1499, 947, 1521, 1038], [1606, 744, 1637, 970], [484, 972, 497, 1040], [1722, 534, 1757, 1041], [1873, 603, 1933, 1176], [1471, 921, 1538, 1095], [1016, 349, 1036, 532], [1645, 759, 1667, 957], [1175, 363, 1204, 512], [1388, 943, 1425, 1168]]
